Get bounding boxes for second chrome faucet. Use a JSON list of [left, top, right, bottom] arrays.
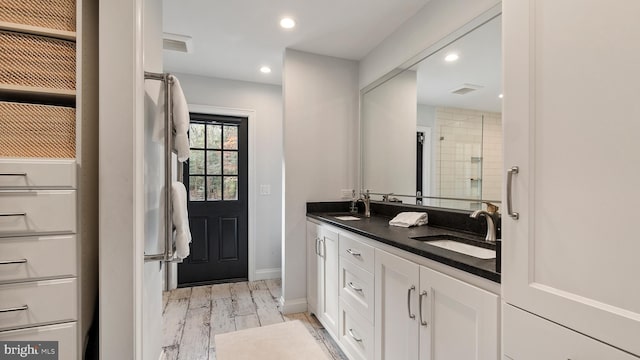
[[470, 202, 499, 242]]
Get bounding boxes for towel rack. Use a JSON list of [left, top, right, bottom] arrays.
[[143, 71, 179, 263]]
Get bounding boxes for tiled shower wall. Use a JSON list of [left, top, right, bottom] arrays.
[[432, 107, 502, 210]]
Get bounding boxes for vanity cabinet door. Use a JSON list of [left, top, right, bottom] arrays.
[[503, 0, 640, 356], [306, 221, 319, 315], [318, 226, 339, 336], [375, 249, 419, 360], [418, 266, 499, 360]]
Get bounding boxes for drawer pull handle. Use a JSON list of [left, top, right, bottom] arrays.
[[0, 173, 27, 176], [0, 259, 27, 265], [346, 249, 361, 257], [0, 213, 26, 217], [407, 285, 416, 319], [348, 328, 362, 342], [419, 290, 428, 326], [347, 282, 363, 292], [0, 305, 28, 313]]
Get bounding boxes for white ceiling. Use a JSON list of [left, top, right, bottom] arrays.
[[162, 0, 430, 85], [415, 15, 502, 113]]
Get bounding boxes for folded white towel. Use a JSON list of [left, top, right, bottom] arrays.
[[169, 75, 190, 162], [389, 212, 428, 228], [172, 182, 192, 260]]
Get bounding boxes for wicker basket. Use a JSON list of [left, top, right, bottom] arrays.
[[0, 0, 76, 32], [0, 30, 76, 91], [0, 101, 76, 158]]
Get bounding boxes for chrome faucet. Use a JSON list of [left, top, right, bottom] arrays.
[[357, 190, 371, 218], [470, 202, 499, 243]]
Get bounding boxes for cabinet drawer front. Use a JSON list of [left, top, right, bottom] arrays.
[[0, 322, 77, 359], [0, 159, 76, 188], [0, 190, 76, 236], [0, 278, 77, 331], [339, 300, 374, 360], [339, 233, 374, 273], [0, 235, 76, 282], [340, 258, 374, 323], [503, 304, 638, 359]]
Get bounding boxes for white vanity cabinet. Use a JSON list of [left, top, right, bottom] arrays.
[[307, 221, 339, 336], [502, 0, 640, 357], [374, 249, 499, 360]]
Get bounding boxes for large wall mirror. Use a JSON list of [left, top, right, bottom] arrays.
[[361, 13, 502, 211]]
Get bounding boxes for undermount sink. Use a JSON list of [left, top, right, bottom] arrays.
[[411, 235, 496, 259]]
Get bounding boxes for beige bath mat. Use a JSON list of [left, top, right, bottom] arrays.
[[215, 320, 330, 360]]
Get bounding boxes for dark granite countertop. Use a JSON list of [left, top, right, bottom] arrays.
[[306, 210, 501, 283]]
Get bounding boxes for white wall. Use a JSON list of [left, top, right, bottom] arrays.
[[99, 0, 145, 358], [142, 0, 164, 358], [362, 71, 417, 197], [282, 49, 359, 312], [171, 73, 284, 276], [359, 0, 501, 89]]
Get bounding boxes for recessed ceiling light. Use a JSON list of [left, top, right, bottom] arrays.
[[444, 53, 459, 62], [260, 66, 272, 74], [498, 93, 504, 99], [280, 17, 296, 29]]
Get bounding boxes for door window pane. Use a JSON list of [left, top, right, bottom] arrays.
[[189, 150, 205, 175], [207, 177, 222, 201], [223, 176, 238, 200], [223, 125, 238, 149], [207, 151, 222, 175], [207, 124, 222, 149], [189, 176, 205, 201], [189, 124, 205, 148], [223, 152, 238, 175]]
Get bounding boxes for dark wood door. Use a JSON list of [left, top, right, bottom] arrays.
[[178, 113, 248, 286]]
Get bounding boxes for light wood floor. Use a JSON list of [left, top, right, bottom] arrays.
[[162, 279, 348, 360]]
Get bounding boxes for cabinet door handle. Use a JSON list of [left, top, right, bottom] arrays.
[[407, 285, 416, 319], [0, 213, 26, 217], [315, 238, 320, 255], [0, 173, 27, 176], [507, 166, 519, 220], [347, 282, 363, 292], [320, 238, 325, 258], [0, 305, 28, 313], [346, 248, 361, 257], [0, 259, 27, 265], [348, 328, 363, 342], [419, 290, 428, 326]]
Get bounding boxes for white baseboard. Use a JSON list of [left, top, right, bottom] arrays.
[[279, 296, 308, 314], [254, 267, 282, 281]]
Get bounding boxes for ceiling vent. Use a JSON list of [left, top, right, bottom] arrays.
[[163, 33, 193, 53], [450, 83, 483, 95]]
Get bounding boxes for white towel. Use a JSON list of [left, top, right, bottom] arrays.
[[172, 182, 192, 260], [169, 75, 190, 162], [389, 212, 428, 228]]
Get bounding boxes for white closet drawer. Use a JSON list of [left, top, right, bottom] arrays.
[[339, 258, 374, 323], [0, 322, 77, 359], [0, 190, 76, 236], [503, 304, 639, 359], [0, 159, 76, 188], [0, 235, 76, 282], [0, 278, 77, 331], [339, 233, 374, 273], [339, 300, 374, 360]]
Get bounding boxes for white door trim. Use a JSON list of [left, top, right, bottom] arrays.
[[180, 104, 258, 282]]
